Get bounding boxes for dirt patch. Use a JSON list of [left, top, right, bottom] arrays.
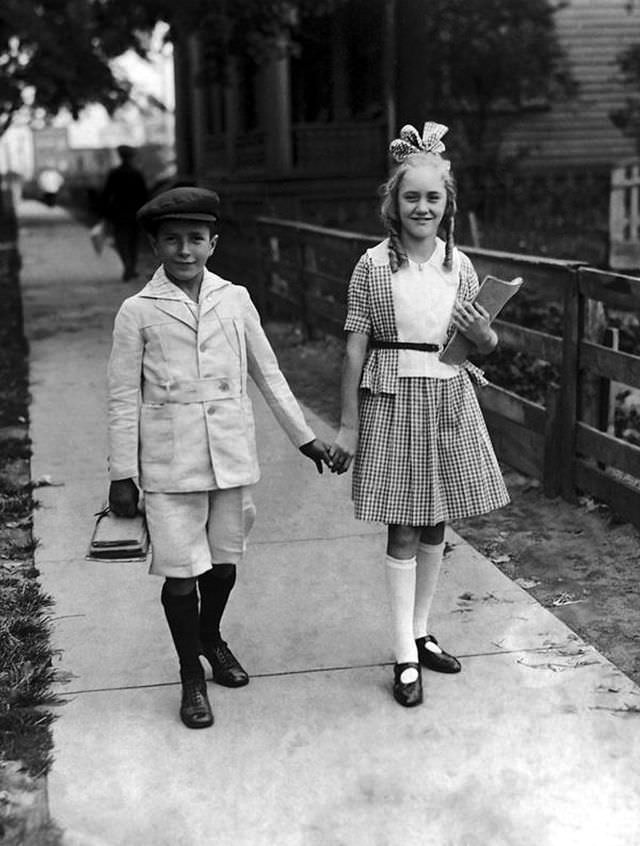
[[264, 320, 640, 687]]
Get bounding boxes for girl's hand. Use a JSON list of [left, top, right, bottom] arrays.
[[328, 426, 358, 474], [451, 302, 497, 354], [299, 439, 333, 474], [109, 478, 139, 517]]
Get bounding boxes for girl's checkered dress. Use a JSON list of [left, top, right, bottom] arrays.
[[354, 375, 509, 524], [345, 239, 509, 526]]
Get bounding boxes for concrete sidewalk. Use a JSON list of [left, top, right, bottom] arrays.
[[20, 202, 640, 846]]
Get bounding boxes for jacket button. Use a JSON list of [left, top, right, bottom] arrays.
[[207, 406, 216, 415], [199, 342, 206, 352], [219, 380, 229, 391]]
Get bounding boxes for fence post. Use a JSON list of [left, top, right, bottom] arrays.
[[581, 299, 607, 429], [268, 233, 281, 321], [543, 383, 562, 498], [297, 238, 313, 339], [599, 326, 619, 433], [557, 268, 582, 503], [253, 224, 267, 319]]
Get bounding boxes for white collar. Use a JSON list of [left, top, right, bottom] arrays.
[[367, 237, 457, 274], [137, 266, 230, 301]]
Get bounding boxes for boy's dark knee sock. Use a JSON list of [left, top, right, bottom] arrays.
[[198, 564, 236, 643], [161, 584, 204, 680]]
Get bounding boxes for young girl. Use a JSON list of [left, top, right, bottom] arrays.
[[329, 122, 509, 707]]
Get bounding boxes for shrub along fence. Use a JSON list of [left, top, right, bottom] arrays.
[[220, 216, 640, 529]]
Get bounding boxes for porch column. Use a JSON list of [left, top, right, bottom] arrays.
[[332, 9, 350, 121], [224, 60, 239, 173], [384, 0, 397, 145], [172, 32, 195, 177], [188, 34, 207, 182], [264, 34, 292, 174]]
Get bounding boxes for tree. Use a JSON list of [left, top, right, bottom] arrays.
[[0, 0, 163, 136], [397, 0, 575, 205], [0, 0, 347, 136]]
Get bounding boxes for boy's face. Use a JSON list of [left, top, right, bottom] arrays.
[[151, 219, 217, 285]]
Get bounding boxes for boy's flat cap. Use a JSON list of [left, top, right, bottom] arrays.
[[137, 187, 220, 229]]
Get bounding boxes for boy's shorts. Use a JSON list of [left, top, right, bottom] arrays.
[[145, 487, 256, 578]]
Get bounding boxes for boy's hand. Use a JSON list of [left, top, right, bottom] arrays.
[[328, 426, 357, 474], [299, 439, 332, 474], [109, 478, 139, 517]]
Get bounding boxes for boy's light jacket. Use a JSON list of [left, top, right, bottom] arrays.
[[107, 267, 315, 491]]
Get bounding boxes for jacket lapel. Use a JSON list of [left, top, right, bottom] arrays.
[[153, 300, 198, 332], [137, 268, 198, 332], [198, 270, 232, 316]]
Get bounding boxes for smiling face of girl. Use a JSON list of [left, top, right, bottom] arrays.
[[397, 161, 447, 253]]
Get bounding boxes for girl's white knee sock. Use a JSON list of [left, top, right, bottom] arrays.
[[385, 554, 418, 676], [413, 541, 445, 642]]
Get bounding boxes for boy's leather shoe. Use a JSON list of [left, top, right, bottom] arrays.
[[180, 677, 214, 729], [416, 635, 461, 674], [392, 662, 423, 707], [201, 640, 249, 687]]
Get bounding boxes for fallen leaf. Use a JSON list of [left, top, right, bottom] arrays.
[[515, 577, 539, 589], [32, 474, 64, 487], [491, 554, 511, 564]]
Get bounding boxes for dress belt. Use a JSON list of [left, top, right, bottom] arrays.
[[371, 340, 441, 352]]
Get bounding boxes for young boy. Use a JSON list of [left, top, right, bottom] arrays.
[[107, 187, 330, 729]]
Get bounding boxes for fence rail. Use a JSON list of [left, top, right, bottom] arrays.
[[237, 216, 640, 530]]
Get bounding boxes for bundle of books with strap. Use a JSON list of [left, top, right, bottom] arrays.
[[87, 506, 149, 562]]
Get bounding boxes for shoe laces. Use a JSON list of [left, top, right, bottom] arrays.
[[213, 642, 234, 668], [182, 678, 207, 708]]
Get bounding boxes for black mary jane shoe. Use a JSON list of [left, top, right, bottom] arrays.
[[201, 639, 250, 688], [180, 677, 214, 729], [392, 662, 423, 708], [415, 635, 461, 674]]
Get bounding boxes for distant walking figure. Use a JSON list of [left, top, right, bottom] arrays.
[[101, 145, 148, 281], [329, 121, 509, 708]]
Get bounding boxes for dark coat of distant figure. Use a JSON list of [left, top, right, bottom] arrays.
[[101, 145, 148, 281]]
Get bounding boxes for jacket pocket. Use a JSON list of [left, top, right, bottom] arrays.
[[140, 404, 174, 464]]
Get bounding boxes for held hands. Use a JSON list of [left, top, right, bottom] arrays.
[[451, 302, 497, 354], [108, 478, 139, 517], [328, 426, 358, 475], [299, 438, 333, 474]]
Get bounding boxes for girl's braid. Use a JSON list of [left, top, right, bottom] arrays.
[[386, 217, 407, 273], [444, 210, 456, 270]]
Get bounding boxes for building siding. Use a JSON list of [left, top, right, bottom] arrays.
[[502, 0, 640, 167]]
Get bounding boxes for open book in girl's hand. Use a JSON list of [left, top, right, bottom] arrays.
[[439, 275, 524, 366]]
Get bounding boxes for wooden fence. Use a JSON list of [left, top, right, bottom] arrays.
[[239, 216, 640, 529]]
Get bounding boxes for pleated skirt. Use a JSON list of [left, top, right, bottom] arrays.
[[353, 373, 510, 525]]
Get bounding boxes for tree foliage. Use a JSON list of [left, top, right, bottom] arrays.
[[0, 0, 134, 134], [408, 0, 575, 169], [0, 0, 347, 135]]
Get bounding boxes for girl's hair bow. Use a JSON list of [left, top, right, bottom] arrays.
[[389, 122, 449, 163]]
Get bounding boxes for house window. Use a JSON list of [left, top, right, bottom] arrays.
[[290, 0, 384, 125]]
